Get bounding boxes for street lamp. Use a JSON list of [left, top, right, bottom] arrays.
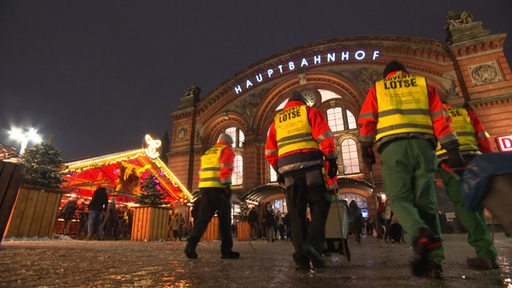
[[8, 127, 42, 155]]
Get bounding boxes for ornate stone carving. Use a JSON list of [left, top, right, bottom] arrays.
[[233, 92, 263, 121], [469, 62, 503, 85], [175, 127, 188, 142]]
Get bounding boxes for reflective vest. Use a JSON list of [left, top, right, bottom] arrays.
[[375, 75, 433, 141], [198, 144, 226, 188], [274, 105, 318, 156], [436, 106, 479, 155]]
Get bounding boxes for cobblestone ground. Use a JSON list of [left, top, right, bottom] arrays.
[[0, 233, 511, 288]]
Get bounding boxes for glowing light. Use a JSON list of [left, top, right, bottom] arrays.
[[8, 127, 42, 155], [143, 134, 161, 159]]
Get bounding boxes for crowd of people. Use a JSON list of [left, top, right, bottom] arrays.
[[56, 188, 134, 241]]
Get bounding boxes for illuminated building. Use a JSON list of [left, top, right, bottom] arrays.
[[168, 14, 512, 219]]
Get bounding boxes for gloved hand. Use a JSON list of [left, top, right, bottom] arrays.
[[277, 173, 285, 185], [327, 158, 338, 178], [361, 143, 376, 167], [446, 148, 465, 169], [223, 185, 232, 199]]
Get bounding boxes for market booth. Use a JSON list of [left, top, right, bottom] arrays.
[[59, 148, 193, 239]]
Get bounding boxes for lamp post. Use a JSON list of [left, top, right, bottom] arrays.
[[8, 127, 42, 155]]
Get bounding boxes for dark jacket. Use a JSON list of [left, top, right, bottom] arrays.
[[60, 200, 78, 220], [248, 208, 259, 224], [89, 187, 108, 212]]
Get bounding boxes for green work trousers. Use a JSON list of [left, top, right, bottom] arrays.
[[381, 138, 444, 264], [439, 168, 497, 261]]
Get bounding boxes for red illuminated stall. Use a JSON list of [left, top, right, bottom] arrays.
[[61, 149, 192, 205], [54, 149, 192, 237]]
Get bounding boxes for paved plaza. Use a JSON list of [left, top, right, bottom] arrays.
[[0, 233, 511, 288]]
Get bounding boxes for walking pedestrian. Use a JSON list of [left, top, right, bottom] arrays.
[[265, 90, 337, 270], [87, 187, 109, 241], [349, 200, 363, 244], [184, 133, 240, 259], [263, 202, 275, 242], [358, 60, 464, 279], [248, 206, 259, 240], [60, 198, 78, 235], [436, 101, 498, 270]]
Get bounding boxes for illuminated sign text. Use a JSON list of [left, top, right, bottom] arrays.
[[234, 50, 381, 95]]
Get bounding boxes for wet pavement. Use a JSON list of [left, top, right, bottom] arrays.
[[0, 233, 511, 288]]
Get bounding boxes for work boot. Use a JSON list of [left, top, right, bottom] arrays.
[[467, 257, 499, 270], [221, 250, 240, 259], [302, 244, 325, 268], [411, 228, 442, 278], [184, 243, 198, 259]]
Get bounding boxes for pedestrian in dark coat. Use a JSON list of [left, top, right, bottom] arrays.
[[263, 202, 275, 242], [349, 200, 363, 243]]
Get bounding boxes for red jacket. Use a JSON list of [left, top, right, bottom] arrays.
[[358, 71, 458, 152], [265, 100, 336, 174], [466, 107, 494, 153]]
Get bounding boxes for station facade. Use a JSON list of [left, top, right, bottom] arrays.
[[167, 14, 512, 219]]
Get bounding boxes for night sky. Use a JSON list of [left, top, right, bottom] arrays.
[[1, 1, 510, 160]]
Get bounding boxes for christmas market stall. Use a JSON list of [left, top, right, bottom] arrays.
[[59, 149, 192, 239]]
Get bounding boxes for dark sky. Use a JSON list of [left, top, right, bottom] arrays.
[[1, 1, 510, 161]]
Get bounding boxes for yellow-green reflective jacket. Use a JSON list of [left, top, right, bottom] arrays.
[[199, 144, 226, 188], [275, 105, 319, 156], [375, 75, 433, 141], [436, 106, 479, 157]]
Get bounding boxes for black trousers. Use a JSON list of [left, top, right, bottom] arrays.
[[187, 187, 233, 253], [283, 168, 330, 259]]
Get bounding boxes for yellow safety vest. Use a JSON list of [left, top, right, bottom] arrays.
[[275, 105, 319, 156], [198, 144, 226, 188], [375, 75, 433, 141], [436, 106, 479, 155]]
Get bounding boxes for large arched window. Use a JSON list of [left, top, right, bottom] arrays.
[[341, 138, 360, 174]]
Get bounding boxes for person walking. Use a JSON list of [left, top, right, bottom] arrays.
[[381, 197, 392, 243], [349, 200, 363, 244], [103, 197, 119, 240], [265, 90, 337, 270], [87, 187, 109, 241], [60, 198, 78, 235], [358, 60, 464, 279], [263, 202, 276, 242], [170, 211, 181, 241], [436, 101, 498, 270], [184, 133, 240, 259], [248, 206, 259, 240]]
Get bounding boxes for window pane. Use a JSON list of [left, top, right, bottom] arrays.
[[347, 110, 357, 130], [232, 155, 243, 185], [341, 139, 360, 174], [238, 130, 245, 147], [327, 107, 344, 131]]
